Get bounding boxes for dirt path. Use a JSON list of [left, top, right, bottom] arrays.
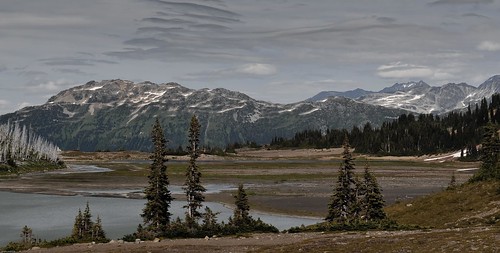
[[23, 227, 500, 253]]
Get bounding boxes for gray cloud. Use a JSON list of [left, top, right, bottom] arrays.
[[0, 99, 10, 109], [462, 13, 490, 18], [18, 70, 48, 78], [146, 0, 240, 18], [429, 0, 493, 5], [183, 13, 240, 23], [0, 66, 7, 73], [376, 17, 396, 23], [190, 23, 230, 31], [54, 68, 88, 75], [142, 17, 196, 25], [137, 26, 185, 34], [40, 57, 117, 66], [182, 63, 277, 81]]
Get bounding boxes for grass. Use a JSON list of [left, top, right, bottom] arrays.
[[253, 227, 500, 253], [386, 180, 500, 228]]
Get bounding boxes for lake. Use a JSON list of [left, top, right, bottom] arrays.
[[0, 191, 321, 246]]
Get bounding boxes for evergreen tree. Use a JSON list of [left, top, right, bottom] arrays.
[[82, 202, 93, 234], [92, 216, 106, 241], [362, 167, 386, 221], [70, 203, 107, 242], [72, 209, 83, 238], [20, 225, 33, 244], [231, 184, 252, 226], [472, 122, 500, 181], [326, 135, 357, 222], [183, 115, 206, 224], [201, 207, 220, 232], [142, 118, 173, 234]]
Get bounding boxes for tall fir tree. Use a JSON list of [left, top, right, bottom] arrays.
[[472, 122, 500, 181], [92, 215, 106, 241], [142, 118, 173, 234], [231, 184, 252, 226], [326, 135, 357, 222], [183, 115, 206, 224], [362, 167, 386, 221], [72, 209, 83, 238], [82, 202, 93, 234]]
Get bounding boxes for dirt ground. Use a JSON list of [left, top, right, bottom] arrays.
[[23, 227, 500, 253]]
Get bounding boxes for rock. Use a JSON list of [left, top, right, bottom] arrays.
[[109, 240, 117, 244], [153, 238, 161, 243], [117, 239, 124, 244], [406, 203, 413, 207], [204, 236, 210, 240], [31, 247, 41, 250], [135, 239, 141, 244]]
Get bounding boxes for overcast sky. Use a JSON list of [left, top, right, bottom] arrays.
[[1, 0, 500, 115]]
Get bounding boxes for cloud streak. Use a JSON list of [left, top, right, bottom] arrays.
[[377, 62, 435, 79], [182, 63, 277, 80], [477, 40, 500, 51]]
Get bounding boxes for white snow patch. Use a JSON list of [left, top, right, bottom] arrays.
[[300, 108, 320, 115], [456, 168, 479, 172], [127, 113, 139, 124], [88, 104, 96, 115], [424, 151, 464, 162], [218, 105, 245, 113], [408, 94, 424, 101], [279, 104, 302, 113], [182, 92, 194, 97], [248, 110, 261, 123], [62, 108, 76, 118], [87, 86, 103, 91]]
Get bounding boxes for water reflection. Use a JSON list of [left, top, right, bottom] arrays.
[[0, 191, 321, 246]]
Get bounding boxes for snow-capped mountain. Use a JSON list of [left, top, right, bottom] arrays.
[[0, 80, 408, 151], [306, 88, 374, 102], [309, 76, 500, 114]]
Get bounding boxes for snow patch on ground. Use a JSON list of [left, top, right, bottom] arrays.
[[424, 151, 463, 161]]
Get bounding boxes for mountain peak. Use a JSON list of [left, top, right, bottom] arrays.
[[379, 80, 430, 93]]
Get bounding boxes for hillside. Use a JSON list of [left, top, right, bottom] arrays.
[[386, 181, 500, 228]]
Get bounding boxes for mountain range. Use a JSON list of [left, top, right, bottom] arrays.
[[0, 76, 498, 151], [308, 75, 500, 114]]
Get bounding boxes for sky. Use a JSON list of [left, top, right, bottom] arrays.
[[1, 0, 500, 115]]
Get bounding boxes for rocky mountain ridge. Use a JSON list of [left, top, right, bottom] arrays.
[[0, 79, 408, 151], [309, 75, 500, 114]]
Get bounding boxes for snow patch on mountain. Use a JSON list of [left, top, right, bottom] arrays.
[[300, 108, 320, 115]]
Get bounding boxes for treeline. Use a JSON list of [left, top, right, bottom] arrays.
[[271, 94, 500, 156], [0, 122, 60, 166]]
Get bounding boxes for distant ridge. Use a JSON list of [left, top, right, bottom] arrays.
[[308, 75, 500, 114], [0, 79, 408, 151]]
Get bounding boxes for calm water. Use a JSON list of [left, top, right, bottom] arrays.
[[0, 191, 321, 246]]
